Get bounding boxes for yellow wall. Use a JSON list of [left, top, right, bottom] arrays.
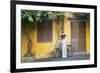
[[64, 19, 71, 45], [21, 19, 90, 59], [22, 21, 58, 59], [21, 33, 27, 57], [86, 22, 90, 53]]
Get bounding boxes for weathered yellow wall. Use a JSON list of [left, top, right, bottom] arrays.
[[86, 22, 90, 53], [64, 19, 71, 45], [33, 21, 57, 59], [21, 21, 58, 59], [21, 19, 90, 59], [21, 33, 27, 57]]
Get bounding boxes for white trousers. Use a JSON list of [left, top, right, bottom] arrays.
[[62, 44, 67, 58]]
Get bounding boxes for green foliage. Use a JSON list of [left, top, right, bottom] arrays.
[[21, 10, 65, 24], [21, 10, 89, 25], [56, 12, 65, 18], [21, 10, 41, 24], [43, 11, 56, 20], [73, 13, 90, 20]]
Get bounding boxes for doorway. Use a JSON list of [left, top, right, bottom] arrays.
[[71, 21, 86, 54]]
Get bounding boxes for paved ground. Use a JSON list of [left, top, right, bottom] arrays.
[[65, 54, 90, 61], [22, 54, 90, 63], [35, 54, 90, 62]]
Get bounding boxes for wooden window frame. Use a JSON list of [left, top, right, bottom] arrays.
[[37, 20, 52, 42]]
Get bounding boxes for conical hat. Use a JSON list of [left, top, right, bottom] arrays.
[[61, 33, 66, 37]]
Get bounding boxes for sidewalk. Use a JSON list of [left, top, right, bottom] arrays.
[[22, 54, 90, 63], [36, 54, 90, 62]]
